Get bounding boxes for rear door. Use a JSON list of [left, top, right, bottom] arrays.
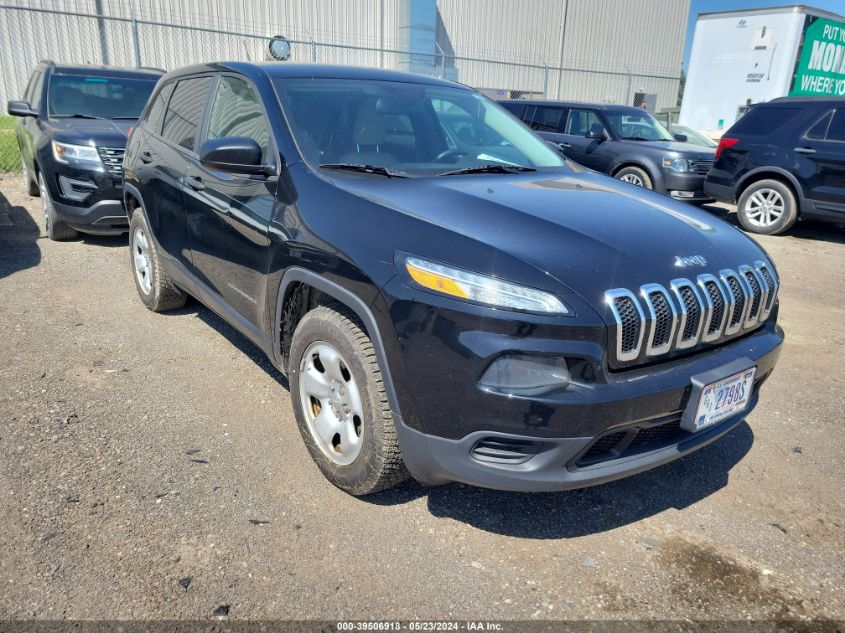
[[524, 104, 569, 147], [560, 108, 612, 171], [143, 76, 213, 271], [795, 107, 845, 218], [183, 73, 277, 326]]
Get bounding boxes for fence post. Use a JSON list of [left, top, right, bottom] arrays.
[[94, 0, 110, 65], [543, 64, 549, 98], [129, 0, 142, 67], [311, 39, 317, 63]]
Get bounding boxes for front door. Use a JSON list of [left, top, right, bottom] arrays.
[[183, 74, 278, 326], [559, 108, 613, 172]]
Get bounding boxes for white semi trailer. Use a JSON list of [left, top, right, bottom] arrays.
[[680, 4, 845, 137]]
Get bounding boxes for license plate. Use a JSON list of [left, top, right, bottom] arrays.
[[692, 367, 756, 431]]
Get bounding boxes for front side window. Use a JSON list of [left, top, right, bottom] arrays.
[[603, 111, 673, 141], [161, 77, 213, 151], [29, 72, 45, 109], [206, 76, 271, 162], [48, 74, 158, 118], [274, 78, 565, 175], [566, 109, 605, 136]]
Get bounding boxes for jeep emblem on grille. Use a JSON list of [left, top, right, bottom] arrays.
[[674, 255, 707, 268]]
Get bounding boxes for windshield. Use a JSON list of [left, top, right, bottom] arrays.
[[273, 78, 566, 176], [604, 110, 674, 141], [48, 74, 158, 119]]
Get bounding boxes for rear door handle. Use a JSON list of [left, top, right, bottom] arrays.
[[794, 147, 817, 154], [185, 175, 205, 191], [139, 150, 153, 163]]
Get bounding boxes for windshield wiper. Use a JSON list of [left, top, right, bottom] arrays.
[[57, 113, 106, 120], [319, 163, 407, 178], [437, 164, 536, 176]]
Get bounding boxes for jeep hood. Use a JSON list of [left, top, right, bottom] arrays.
[[334, 169, 769, 304]]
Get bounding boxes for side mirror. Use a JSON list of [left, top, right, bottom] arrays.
[[673, 133, 688, 143], [7, 100, 36, 117], [199, 137, 269, 175], [585, 128, 606, 141]]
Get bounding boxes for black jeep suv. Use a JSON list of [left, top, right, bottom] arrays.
[[499, 100, 715, 204], [704, 97, 845, 235], [123, 62, 783, 496], [7, 61, 162, 239]]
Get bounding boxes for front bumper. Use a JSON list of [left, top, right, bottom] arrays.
[[53, 199, 128, 235], [44, 163, 128, 235], [661, 172, 713, 203], [382, 278, 783, 491]]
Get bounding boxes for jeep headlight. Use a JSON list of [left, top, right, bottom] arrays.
[[52, 141, 103, 170], [404, 256, 569, 314], [662, 156, 690, 172]]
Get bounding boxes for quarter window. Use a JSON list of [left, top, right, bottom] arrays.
[[161, 77, 213, 151], [824, 109, 845, 142], [206, 76, 271, 162], [144, 82, 174, 135]]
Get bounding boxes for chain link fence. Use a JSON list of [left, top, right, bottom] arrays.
[[0, 2, 682, 172]]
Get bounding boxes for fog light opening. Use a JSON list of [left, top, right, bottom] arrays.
[[478, 355, 571, 397]]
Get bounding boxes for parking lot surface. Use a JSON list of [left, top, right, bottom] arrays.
[[0, 174, 844, 621]]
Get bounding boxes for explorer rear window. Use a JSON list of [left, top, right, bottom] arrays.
[[730, 107, 800, 136]]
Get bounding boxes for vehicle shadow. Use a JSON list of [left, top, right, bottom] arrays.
[[367, 421, 754, 539], [701, 203, 845, 245], [165, 299, 289, 389], [78, 233, 128, 248], [0, 187, 41, 279]]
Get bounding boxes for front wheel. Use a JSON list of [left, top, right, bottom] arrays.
[[614, 165, 653, 189], [289, 305, 408, 496], [736, 179, 798, 235], [39, 172, 77, 241], [128, 210, 187, 312]]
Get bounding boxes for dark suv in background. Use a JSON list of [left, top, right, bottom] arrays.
[[500, 99, 715, 203], [704, 97, 845, 235], [122, 62, 782, 496], [7, 61, 162, 239]]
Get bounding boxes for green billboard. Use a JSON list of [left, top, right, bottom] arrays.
[[790, 16, 845, 96]]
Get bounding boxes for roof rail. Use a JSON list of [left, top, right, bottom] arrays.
[[139, 66, 167, 73], [38, 59, 56, 66]]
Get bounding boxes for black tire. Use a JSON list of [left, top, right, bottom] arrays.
[[736, 179, 798, 235], [128, 209, 187, 312], [22, 155, 38, 197], [289, 305, 408, 496], [614, 165, 653, 190], [38, 172, 78, 241]]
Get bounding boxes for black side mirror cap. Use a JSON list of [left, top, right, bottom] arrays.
[[7, 100, 36, 117], [585, 129, 606, 141], [199, 136, 271, 175], [673, 133, 688, 143]]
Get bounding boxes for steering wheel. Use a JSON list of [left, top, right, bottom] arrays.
[[435, 148, 468, 162]]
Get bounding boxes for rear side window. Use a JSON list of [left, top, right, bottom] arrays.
[[730, 107, 800, 135], [161, 77, 213, 151], [528, 106, 566, 132], [144, 82, 174, 134], [205, 76, 271, 162]]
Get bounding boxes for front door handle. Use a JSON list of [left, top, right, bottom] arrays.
[[794, 147, 817, 154], [558, 142, 571, 149], [185, 175, 206, 191], [139, 150, 153, 163]]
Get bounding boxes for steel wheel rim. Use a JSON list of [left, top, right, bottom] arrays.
[[744, 188, 785, 227], [132, 226, 153, 295], [38, 174, 52, 232], [620, 172, 644, 187], [299, 341, 364, 466]]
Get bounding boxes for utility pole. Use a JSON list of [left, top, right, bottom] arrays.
[[94, 0, 109, 65]]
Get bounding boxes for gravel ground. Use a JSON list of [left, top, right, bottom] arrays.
[[0, 173, 843, 622]]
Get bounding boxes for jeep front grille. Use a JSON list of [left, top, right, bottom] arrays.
[[97, 146, 125, 177], [605, 261, 778, 366]]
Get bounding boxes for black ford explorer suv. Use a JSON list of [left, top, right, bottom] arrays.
[[123, 63, 783, 496], [705, 97, 845, 235], [7, 61, 162, 239], [500, 100, 716, 204]]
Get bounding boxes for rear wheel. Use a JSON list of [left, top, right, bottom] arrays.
[[289, 305, 408, 496], [129, 209, 187, 312], [39, 172, 78, 241], [736, 179, 798, 235], [615, 165, 653, 190]]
